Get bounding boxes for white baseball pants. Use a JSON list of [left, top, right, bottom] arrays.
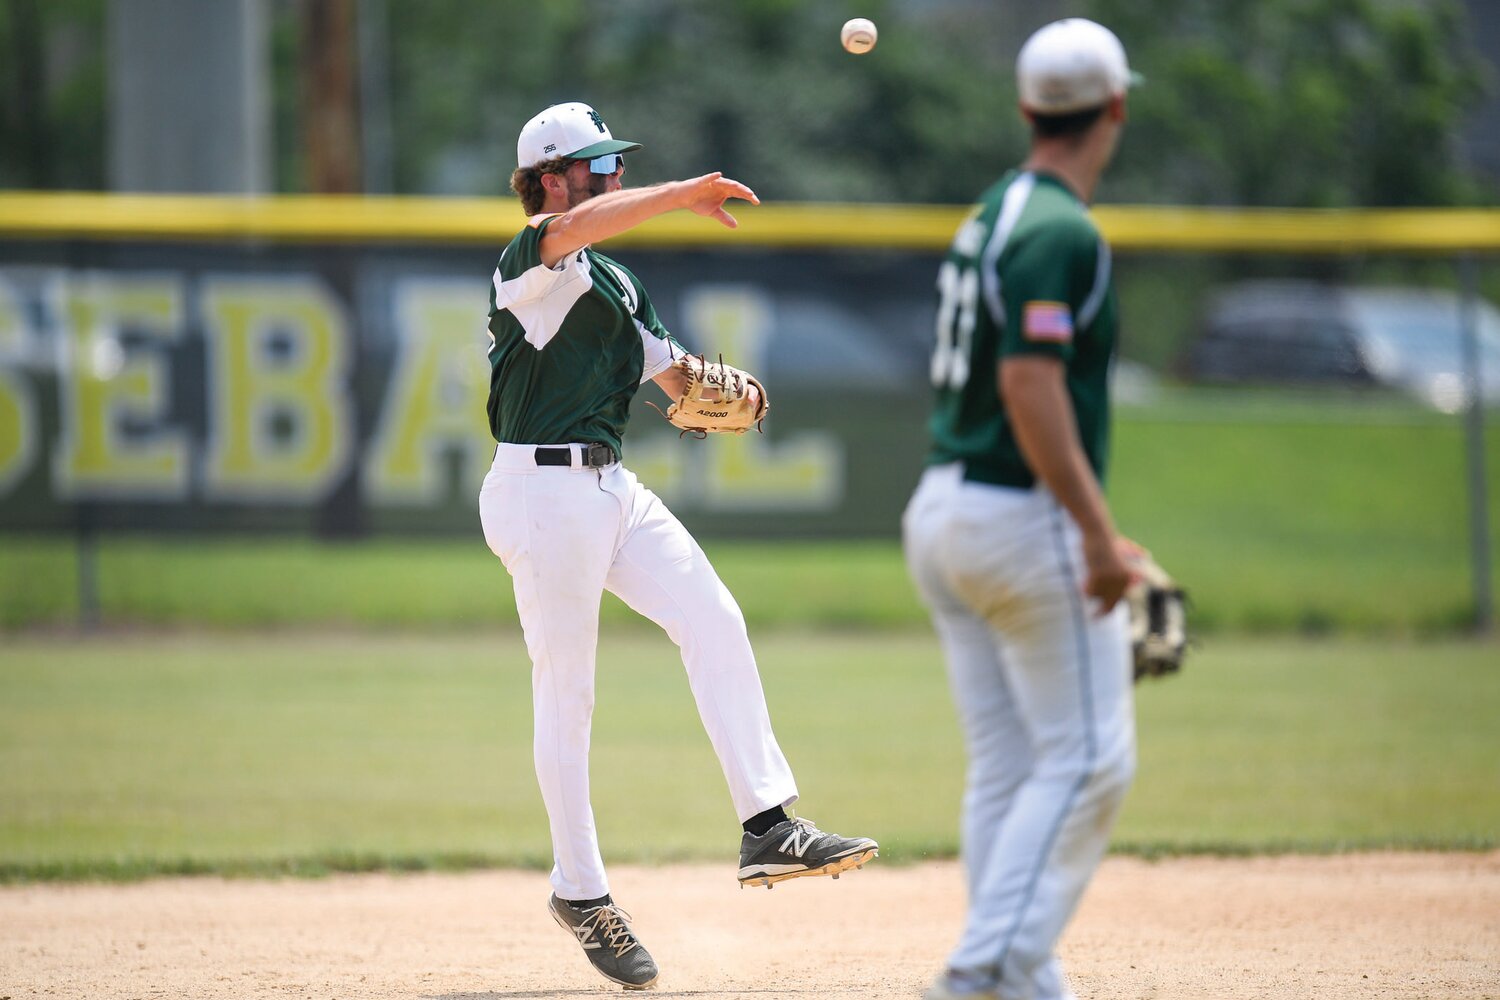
[[903, 463, 1135, 1000], [479, 443, 799, 901]]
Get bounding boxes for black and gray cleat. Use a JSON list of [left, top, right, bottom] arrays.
[[736, 816, 878, 889], [547, 893, 659, 990]]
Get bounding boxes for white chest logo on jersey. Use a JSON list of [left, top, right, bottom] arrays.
[[603, 262, 639, 314], [491, 243, 595, 352]]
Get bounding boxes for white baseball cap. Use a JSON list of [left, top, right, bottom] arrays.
[[516, 102, 642, 170], [1016, 19, 1140, 115]]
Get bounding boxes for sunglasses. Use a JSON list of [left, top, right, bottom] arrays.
[[575, 153, 625, 175]]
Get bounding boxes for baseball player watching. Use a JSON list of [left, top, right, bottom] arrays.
[[480, 102, 878, 991], [902, 20, 1143, 1000]]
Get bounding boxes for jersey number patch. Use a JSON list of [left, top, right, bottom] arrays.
[[932, 260, 979, 390]]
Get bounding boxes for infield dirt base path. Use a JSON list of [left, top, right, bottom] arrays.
[[3, 853, 1497, 999]]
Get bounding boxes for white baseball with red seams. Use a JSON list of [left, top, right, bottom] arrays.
[[841, 18, 878, 54]]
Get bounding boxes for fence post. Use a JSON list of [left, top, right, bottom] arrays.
[[76, 501, 100, 630], [1458, 255, 1493, 634]]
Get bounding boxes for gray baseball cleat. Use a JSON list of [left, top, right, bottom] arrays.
[[736, 816, 878, 888], [923, 970, 1002, 1000], [547, 893, 659, 990]]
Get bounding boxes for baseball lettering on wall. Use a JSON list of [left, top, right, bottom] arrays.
[[2, 270, 357, 506], [363, 278, 496, 506], [0, 258, 905, 535], [201, 277, 353, 501], [53, 274, 190, 500]]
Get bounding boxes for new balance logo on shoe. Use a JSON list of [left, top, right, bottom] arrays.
[[568, 923, 600, 950], [779, 827, 815, 857]]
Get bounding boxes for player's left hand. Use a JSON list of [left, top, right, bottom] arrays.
[[658, 354, 769, 436]]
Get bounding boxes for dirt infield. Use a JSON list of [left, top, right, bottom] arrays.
[[3, 853, 1497, 999]]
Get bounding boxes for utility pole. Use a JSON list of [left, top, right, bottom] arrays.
[[302, 0, 363, 193], [301, 0, 367, 539]]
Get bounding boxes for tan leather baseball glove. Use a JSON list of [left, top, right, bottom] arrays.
[[662, 354, 768, 436], [1124, 548, 1188, 682]]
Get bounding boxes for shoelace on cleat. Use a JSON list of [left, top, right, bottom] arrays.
[[574, 904, 641, 958], [788, 816, 829, 842]]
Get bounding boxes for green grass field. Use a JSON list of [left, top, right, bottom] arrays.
[[2, 630, 1495, 882], [4, 394, 1496, 634], [1111, 397, 1500, 634], [2, 393, 1496, 880]]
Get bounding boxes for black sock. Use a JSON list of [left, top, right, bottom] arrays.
[[742, 806, 789, 837], [564, 893, 611, 909]]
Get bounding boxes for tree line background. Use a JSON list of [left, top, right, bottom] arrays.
[[2, 0, 1494, 208]]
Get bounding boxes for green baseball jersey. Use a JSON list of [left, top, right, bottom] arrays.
[[486, 214, 680, 455], [926, 169, 1118, 489]]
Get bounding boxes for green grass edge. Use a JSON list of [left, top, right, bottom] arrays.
[[5, 837, 1494, 886]]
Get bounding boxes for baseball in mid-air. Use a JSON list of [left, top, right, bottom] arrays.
[[841, 17, 877, 54]]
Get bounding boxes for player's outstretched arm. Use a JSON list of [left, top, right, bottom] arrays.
[[540, 173, 758, 267]]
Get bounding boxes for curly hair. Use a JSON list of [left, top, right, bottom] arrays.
[[509, 157, 572, 216]]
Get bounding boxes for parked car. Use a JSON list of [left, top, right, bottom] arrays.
[[1180, 281, 1500, 411]]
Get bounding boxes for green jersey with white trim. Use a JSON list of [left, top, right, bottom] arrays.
[[486, 214, 680, 455], [926, 169, 1118, 489]]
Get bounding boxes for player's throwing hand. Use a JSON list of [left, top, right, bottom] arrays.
[[679, 172, 759, 228]]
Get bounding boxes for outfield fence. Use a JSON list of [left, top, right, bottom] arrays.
[[0, 195, 1495, 630]]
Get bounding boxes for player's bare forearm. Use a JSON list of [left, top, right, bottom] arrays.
[[540, 173, 758, 267], [1001, 356, 1131, 609], [1000, 357, 1113, 538]]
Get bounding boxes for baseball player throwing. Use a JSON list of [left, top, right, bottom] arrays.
[[902, 20, 1142, 1000], [480, 102, 877, 991]]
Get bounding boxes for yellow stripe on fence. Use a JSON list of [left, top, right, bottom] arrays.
[[1095, 207, 1500, 254], [1, 192, 1497, 253]]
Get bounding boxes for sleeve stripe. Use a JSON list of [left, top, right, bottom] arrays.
[[637, 319, 677, 382], [979, 172, 1037, 329], [490, 245, 510, 308], [1077, 237, 1112, 330]]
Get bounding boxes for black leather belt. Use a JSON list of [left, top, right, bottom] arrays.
[[534, 443, 617, 468]]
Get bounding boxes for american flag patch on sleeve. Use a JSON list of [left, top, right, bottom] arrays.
[[1023, 301, 1074, 343]]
